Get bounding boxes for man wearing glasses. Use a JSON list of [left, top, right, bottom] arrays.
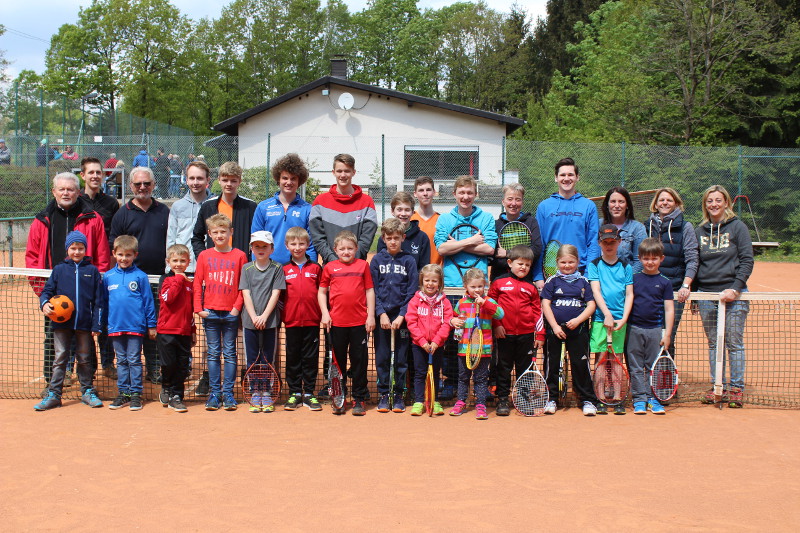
[[109, 166, 170, 383]]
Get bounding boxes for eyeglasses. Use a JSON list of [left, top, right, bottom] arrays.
[[132, 182, 153, 188]]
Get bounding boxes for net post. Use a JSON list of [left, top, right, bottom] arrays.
[[714, 299, 726, 407]]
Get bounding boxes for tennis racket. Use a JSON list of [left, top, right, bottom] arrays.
[[557, 337, 568, 402], [389, 328, 396, 407], [448, 223, 482, 279], [466, 302, 483, 370], [242, 334, 281, 412], [593, 329, 630, 406], [498, 220, 532, 250], [650, 345, 679, 402], [425, 348, 435, 417], [325, 330, 345, 411], [542, 239, 561, 279], [512, 347, 548, 416]]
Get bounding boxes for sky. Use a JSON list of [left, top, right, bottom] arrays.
[[0, 0, 549, 81]]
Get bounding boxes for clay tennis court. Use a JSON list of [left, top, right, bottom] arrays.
[[2, 262, 800, 530]]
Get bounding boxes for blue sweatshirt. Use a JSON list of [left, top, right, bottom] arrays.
[[251, 192, 317, 264], [376, 220, 431, 270], [534, 193, 600, 280], [40, 257, 104, 332], [104, 263, 157, 335], [369, 249, 418, 317]]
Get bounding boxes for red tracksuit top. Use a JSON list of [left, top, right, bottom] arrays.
[[282, 259, 323, 328], [488, 273, 545, 343], [157, 274, 195, 336]]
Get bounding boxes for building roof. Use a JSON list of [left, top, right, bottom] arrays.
[[213, 76, 525, 136]]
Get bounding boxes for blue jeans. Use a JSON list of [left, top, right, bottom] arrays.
[[203, 310, 239, 396], [697, 296, 749, 390], [112, 335, 144, 394]]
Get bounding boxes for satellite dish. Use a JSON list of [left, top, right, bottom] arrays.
[[338, 92, 355, 110]]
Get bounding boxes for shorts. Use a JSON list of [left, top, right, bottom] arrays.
[[589, 321, 627, 354]]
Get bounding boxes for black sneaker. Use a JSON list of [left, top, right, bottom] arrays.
[[129, 393, 143, 411], [159, 389, 170, 407], [352, 400, 366, 416], [496, 399, 510, 416], [596, 403, 608, 415], [169, 395, 188, 413], [196, 371, 210, 396], [303, 395, 323, 411], [109, 393, 130, 410], [285, 394, 301, 411]]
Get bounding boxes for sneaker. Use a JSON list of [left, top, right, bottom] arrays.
[[169, 395, 188, 413], [648, 398, 666, 414], [596, 403, 608, 415], [331, 405, 345, 415], [352, 400, 366, 416], [392, 396, 405, 413], [450, 400, 466, 416], [81, 388, 103, 408], [249, 392, 262, 413], [496, 399, 510, 416], [475, 403, 488, 420], [34, 391, 62, 411], [159, 389, 170, 407], [702, 388, 716, 404], [109, 393, 130, 410], [544, 400, 557, 415], [377, 394, 390, 412], [103, 366, 118, 380], [613, 404, 626, 415], [582, 401, 597, 417], [223, 393, 237, 411], [196, 372, 210, 396], [262, 403, 275, 413], [411, 402, 424, 416], [304, 396, 323, 411], [205, 393, 221, 411], [129, 393, 143, 411], [432, 402, 444, 416], [285, 394, 301, 411], [728, 388, 744, 408], [634, 401, 647, 414]]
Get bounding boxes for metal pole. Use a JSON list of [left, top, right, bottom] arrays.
[[381, 134, 386, 220], [39, 89, 44, 137], [620, 140, 626, 187], [14, 81, 19, 136], [62, 96, 66, 137], [737, 145, 743, 217], [501, 136, 506, 186], [7, 222, 13, 268]]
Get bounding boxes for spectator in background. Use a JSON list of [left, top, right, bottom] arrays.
[[0, 139, 10, 165], [37, 140, 53, 167], [168, 154, 183, 197], [104, 153, 119, 176], [62, 146, 79, 161], [154, 148, 170, 198], [132, 147, 152, 168]]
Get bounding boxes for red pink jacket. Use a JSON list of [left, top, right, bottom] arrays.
[[405, 291, 454, 349], [488, 273, 545, 342], [282, 258, 323, 327]]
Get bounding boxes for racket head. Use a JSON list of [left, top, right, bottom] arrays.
[[466, 326, 483, 370], [593, 356, 630, 405], [242, 363, 281, 406], [449, 223, 482, 275], [542, 239, 561, 279], [650, 348, 679, 402], [512, 350, 548, 416], [557, 342, 568, 401], [325, 330, 345, 409], [498, 221, 532, 250]]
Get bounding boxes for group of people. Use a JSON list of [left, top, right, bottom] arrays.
[[26, 152, 754, 417]]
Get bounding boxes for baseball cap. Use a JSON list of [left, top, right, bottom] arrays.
[[250, 230, 274, 245], [598, 224, 621, 240]]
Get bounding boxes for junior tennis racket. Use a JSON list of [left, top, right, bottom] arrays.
[[389, 328, 396, 407], [466, 302, 483, 370], [325, 330, 345, 411], [542, 239, 561, 279], [650, 345, 679, 402], [557, 337, 568, 402], [448, 223, 482, 279], [498, 220, 532, 250], [593, 329, 629, 406], [512, 347, 548, 416], [242, 334, 281, 412], [425, 348, 435, 417]]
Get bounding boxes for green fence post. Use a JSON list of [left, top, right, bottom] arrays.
[[14, 81, 19, 136], [620, 140, 626, 187], [39, 89, 44, 138], [6, 222, 13, 268], [737, 145, 743, 216]]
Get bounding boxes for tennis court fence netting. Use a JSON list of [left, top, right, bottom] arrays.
[[1, 268, 798, 409]]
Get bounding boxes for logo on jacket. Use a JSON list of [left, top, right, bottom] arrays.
[[128, 281, 139, 291]]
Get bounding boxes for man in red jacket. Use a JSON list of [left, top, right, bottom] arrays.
[[26, 172, 110, 392]]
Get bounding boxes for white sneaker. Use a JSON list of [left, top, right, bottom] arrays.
[[583, 401, 597, 417], [544, 400, 557, 414]]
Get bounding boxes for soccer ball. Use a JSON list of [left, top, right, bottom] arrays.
[[49, 295, 74, 323]]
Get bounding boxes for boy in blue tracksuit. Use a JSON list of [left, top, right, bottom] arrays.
[[35, 231, 104, 411], [371, 218, 418, 413], [104, 235, 157, 411], [534, 157, 600, 286]]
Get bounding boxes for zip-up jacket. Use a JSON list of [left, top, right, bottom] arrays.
[[490, 211, 542, 281], [157, 272, 195, 336], [26, 197, 110, 295], [405, 291, 454, 349], [434, 205, 497, 287], [40, 257, 103, 332], [309, 184, 378, 263], [167, 189, 211, 273], [488, 273, 545, 342], [104, 263, 157, 335], [647, 209, 699, 289], [282, 257, 322, 327], [369, 249, 418, 317], [694, 216, 754, 293], [251, 192, 317, 264], [454, 295, 504, 356], [377, 220, 431, 270], [191, 194, 258, 258], [132, 150, 152, 168], [534, 192, 600, 280]]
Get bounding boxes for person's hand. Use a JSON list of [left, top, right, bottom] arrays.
[[564, 319, 579, 330], [535, 280, 544, 291], [660, 332, 671, 347], [41, 302, 54, 317], [603, 315, 615, 329], [720, 288, 739, 303], [451, 316, 465, 329], [365, 315, 376, 333], [494, 325, 506, 339], [92, 331, 100, 337], [422, 342, 432, 353], [467, 231, 485, 247], [677, 286, 690, 303], [380, 313, 391, 329], [229, 308, 240, 317], [391, 315, 404, 330], [320, 312, 331, 329], [534, 338, 544, 349], [148, 328, 157, 340], [496, 247, 507, 258], [197, 310, 209, 319], [253, 314, 267, 329], [429, 342, 439, 353], [553, 324, 566, 339], [613, 319, 626, 331]]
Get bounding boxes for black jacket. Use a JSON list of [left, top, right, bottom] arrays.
[[191, 194, 258, 258]]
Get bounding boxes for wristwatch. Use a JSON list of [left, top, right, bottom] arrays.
[[681, 284, 690, 290]]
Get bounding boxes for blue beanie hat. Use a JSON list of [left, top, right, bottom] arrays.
[[65, 230, 88, 250]]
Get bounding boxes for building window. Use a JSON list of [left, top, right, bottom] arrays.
[[404, 145, 479, 181]]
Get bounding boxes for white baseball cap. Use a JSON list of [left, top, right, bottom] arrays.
[[250, 230, 274, 245]]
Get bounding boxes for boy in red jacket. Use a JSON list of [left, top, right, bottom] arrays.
[[282, 227, 323, 411], [157, 244, 195, 413], [488, 245, 545, 416]]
